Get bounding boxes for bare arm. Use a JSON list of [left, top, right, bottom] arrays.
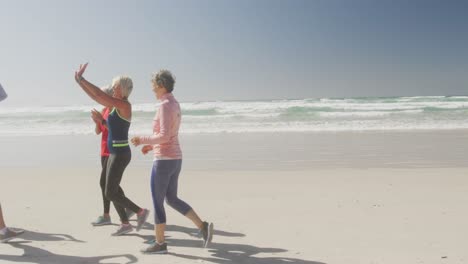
[[78, 78, 129, 109], [74, 63, 130, 113], [94, 121, 102, 135], [91, 108, 108, 134]]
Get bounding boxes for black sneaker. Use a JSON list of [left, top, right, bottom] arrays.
[[201, 221, 214, 248], [141, 242, 168, 254]]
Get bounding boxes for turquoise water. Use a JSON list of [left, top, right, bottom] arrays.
[[1, 96, 468, 136]]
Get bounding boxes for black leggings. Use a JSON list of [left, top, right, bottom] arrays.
[[105, 152, 141, 222], [100, 156, 111, 214], [100, 156, 128, 215]]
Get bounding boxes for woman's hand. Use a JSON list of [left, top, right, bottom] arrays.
[[141, 145, 153, 155], [91, 108, 103, 124], [75, 63, 89, 82], [131, 136, 141, 146]]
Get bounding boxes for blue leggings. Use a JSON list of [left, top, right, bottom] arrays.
[[151, 159, 192, 224]]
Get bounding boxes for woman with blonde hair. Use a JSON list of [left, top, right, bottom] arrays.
[[91, 86, 135, 226], [75, 63, 149, 236]]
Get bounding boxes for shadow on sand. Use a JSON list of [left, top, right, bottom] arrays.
[[126, 224, 325, 264], [0, 230, 138, 264]]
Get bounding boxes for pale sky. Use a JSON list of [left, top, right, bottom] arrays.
[[0, 0, 467, 106]]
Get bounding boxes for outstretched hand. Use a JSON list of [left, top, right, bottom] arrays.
[[131, 137, 152, 154], [131, 136, 141, 146], [91, 108, 103, 124], [75, 63, 89, 82], [141, 145, 153, 155]]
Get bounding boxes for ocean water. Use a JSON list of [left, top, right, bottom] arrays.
[[1, 96, 468, 136]]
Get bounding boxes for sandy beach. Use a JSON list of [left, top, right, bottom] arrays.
[[1, 131, 468, 264], [2, 0, 468, 262]]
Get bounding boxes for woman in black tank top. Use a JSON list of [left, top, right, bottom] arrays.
[[75, 63, 149, 236]]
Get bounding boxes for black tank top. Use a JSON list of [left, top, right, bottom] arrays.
[[107, 108, 131, 154]]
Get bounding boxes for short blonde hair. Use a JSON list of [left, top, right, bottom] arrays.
[[101, 85, 113, 96], [112, 76, 133, 98]]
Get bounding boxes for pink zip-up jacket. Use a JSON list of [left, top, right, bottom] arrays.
[[139, 93, 182, 159]]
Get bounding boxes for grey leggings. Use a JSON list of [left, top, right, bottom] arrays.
[[106, 152, 141, 222], [151, 159, 192, 224]]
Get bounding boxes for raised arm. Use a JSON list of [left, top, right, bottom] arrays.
[[75, 63, 129, 109]]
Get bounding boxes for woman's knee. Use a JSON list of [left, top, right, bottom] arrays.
[[166, 195, 181, 208], [105, 189, 117, 200]]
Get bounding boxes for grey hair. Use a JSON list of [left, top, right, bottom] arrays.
[[101, 85, 113, 96], [112, 76, 133, 98], [151, 69, 175, 93]]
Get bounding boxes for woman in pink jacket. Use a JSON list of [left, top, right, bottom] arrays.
[[131, 70, 213, 254]]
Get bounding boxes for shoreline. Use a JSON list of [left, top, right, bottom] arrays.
[[2, 130, 468, 170]]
